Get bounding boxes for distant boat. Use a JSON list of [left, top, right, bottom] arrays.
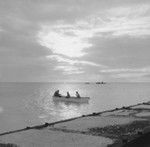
[[53, 96, 90, 103], [96, 81, 106, 84]]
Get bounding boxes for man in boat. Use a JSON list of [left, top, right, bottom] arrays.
[[76, 91, 80, 98], [53, 90, 61, 97], [66, 91, 70, 98]]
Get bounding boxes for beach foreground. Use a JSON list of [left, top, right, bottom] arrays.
[[1, 102, 150, 147]]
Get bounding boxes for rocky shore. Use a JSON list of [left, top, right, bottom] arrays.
[[1, 101, 150, 147]]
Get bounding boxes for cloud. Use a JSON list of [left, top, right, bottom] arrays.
[[47, 55, 106, 75], [100, 67, 150, 73], [46, 54, 107, 75], [37, 4, 150, 60], [107, 4, 150, 18], [0, 26, 3, 32], [114, 73, 149, 78], [0, 0, 150, 82], [100, 67, 150, 78], [38, 24, 92, 58], [0, 106, 3, 113], [47, 55, 102, 67], [54, 65, 84, 75], [94, 4, 150, 37]]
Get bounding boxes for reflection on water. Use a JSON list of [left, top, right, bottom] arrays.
[[52, 100, 89, 119], [38, 94, 89, 122], [53, 100, 89, 106]]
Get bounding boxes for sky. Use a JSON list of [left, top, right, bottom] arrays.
[[0, 0, 150, 82]]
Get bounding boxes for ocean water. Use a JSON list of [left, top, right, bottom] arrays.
[[0, 82, 150, 133]]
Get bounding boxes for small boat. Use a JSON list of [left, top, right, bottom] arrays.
[[96, 81, 106, 84], [52, 96, 90, 103]]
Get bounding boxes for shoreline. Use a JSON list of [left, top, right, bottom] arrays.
[[1, 101, 150, 147], [0, 101, 145, 136]]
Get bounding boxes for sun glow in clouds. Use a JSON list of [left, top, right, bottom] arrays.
[[36, 4, 150, 78], [38, 25, 92, 58], [38, 4, 150, 59]]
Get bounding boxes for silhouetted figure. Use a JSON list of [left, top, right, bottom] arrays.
[[53, 90, 61, 97], [66, 92, 70, 98], [76, 91, 80, 98]]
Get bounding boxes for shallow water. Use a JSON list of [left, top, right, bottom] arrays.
[[0, 82, 150, 132]]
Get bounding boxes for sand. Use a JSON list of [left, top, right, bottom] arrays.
[[135, 111, 150, 117], [131, 104, 150, 109], [53, 116, 141, 132], [101, 109, 137, 116], [0, 129, 113, 147]]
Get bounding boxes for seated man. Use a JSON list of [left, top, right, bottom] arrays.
[[76, 91, 80, 98], [66, 91, 70, 98], [53, 90, 61, 97]]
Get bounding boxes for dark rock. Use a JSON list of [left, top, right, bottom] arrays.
[[25, 126, 30, 129], [137, 131, 143, 135], [44, 123, 49, 127], [122, 138, 128, 144]]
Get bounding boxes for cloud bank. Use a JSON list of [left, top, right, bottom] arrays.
[[0, 0, 150, 82]]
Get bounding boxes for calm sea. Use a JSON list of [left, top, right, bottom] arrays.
[[0, 82, 150, 132]]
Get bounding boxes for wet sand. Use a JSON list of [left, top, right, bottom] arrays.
[[1, 102, 150, 147]]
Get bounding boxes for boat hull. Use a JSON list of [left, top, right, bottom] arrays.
[[52, 96, 90, 103]]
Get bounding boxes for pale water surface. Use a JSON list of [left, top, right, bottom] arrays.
[[0, 82, 150, 133]]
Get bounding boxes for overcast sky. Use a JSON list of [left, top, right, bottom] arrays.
[[0, 0, 150, 82]]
